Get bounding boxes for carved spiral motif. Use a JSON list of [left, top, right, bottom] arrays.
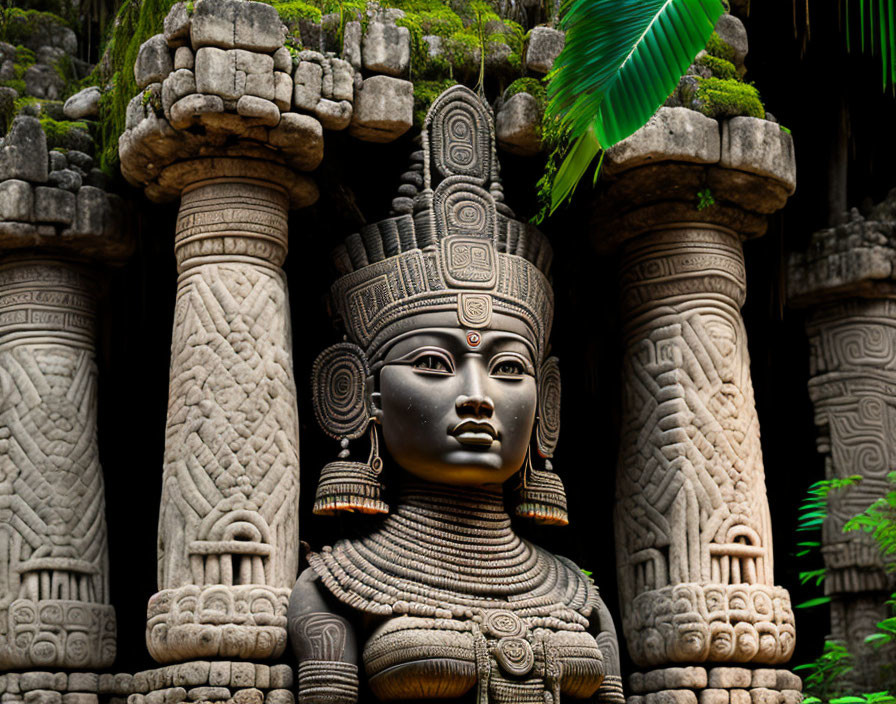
[[537, 357, 561, 458], [447, 113, 476, 168], [312, 343, 371, 440], [494, 636, 535, 676], [484, 610, 525, 638]]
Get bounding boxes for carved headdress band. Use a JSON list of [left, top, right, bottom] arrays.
[[328, 86, 554, 362]]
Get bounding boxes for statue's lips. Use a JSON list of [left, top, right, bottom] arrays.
[[450, 420, 498, 447]]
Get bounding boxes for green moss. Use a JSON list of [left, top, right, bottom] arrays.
[[696, 53, 737, 80], [0, 8, 73, 47], [705, 31, 736, 63], [693, 77, 764, 119], [413, 78, 457, 126], [0, 79, 26, 95], [506, 76, 545, 109], [40, 116, 88, 148]]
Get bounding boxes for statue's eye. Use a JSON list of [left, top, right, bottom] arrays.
[[491, 357, 529, 378], [412, 353, 452, 374]]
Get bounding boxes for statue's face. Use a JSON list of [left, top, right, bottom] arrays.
[[374, 323, 537, 487]]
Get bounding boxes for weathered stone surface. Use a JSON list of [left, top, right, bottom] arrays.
[[174, 47, 194, 70], [780, 691, 802, 704], [362, 21, 409, 76], [164, 2, 191, 47], [191, 0, 284, 52], [315, 98, 351, 130], [23, 64, 65, 100], [730, 692, 751, 704], [207, 664, 229, 689], [720, 117, 796, 194], [252, 667, 269, 691], [135, 34, 173, 90], [230, 663, 255, 689], [195, 47, 275, 101], [750, 689, 783, 704], [646, 691, 698, 704], [273, 47, 292, 73], [19, 676, 54, 693], [48, 151, 67, 172], [171, 663, 210, 688], [708, 669, 752, 689], [48, 169, 82, 192], [69, 185, 106, 236], [663, 668, 708, 689], [63, 86, 101, 119], [716, 14, 748, 70], [236, 95, 280, 125], [62, 695, 98, 704], [343, 21, 362, 69], [630, 673, 646, 694], [186, 689, 229, 702], [263, 691, 292, 704], [232, 690, 262, 704], [751, 671, 777, 689], [774, 673, 801, 693], [605, 107, 720, 174], [330, 58, 353, 101], [24, 693, 61, 704], [0, 179, 33, 221], [526, 26, 564, 73], [268, 667, 292, 690], [0, 117, 48, 183], [349, 75, 412, 142], [496, 92, 542, 156], [170, 93, 225, 129], [273, 71, 291, 111], [162, 69, 196, 118], [701, 691, 730, 704], [293, 60, 322, 111]]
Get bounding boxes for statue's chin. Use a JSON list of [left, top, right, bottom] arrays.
[[396, 455, 521, 488]]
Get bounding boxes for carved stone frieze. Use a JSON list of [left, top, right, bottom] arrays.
[[0, 260, 116, 669]]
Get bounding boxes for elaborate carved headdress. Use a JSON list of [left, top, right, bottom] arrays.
[[311, 85, 567, 524]]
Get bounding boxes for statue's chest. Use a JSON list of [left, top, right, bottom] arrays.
[[362, 612, 605, 703]]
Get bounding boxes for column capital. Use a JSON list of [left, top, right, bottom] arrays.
[[588, 108, 796, 254]]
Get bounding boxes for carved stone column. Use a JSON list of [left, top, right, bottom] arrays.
[[0, 114, 129, 672], [0, 261, 116, 670], [145, 159, 302, 663], [788, 203, 896, 690], [591, 107, 802, 704]]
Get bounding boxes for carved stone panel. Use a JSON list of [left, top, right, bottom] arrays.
[[147, 172, 300, 663], [0, 259, 116, 669], [614, 227, 795, 667]]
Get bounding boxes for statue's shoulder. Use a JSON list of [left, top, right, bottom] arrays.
[[529, 542, 603, 617]]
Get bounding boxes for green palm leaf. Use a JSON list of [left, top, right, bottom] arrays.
[[545, 0, 725, 211]]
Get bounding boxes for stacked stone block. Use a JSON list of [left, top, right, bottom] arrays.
[[627, 667, 802, 704]]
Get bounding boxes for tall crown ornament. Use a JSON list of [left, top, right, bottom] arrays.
[[312, 85, 567, 522]]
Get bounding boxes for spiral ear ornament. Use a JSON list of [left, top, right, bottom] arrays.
[[311, 344, 388, 516], [515, 357, 567, 526], [311, 342, 372, 440]]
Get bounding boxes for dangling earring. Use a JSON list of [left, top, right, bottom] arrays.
[[515, 355, 567, 525], [311, 343, 388, 516], [514, 445, 568, 526], [313, 419, 388, 516]]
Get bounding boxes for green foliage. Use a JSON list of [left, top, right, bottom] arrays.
[[0, 7, 73, 47], [544, 0, 725, 213], [796, 641, 857, 701], [794, 473, 896, 700], [696, 187, 715, 210], [689, 76, 764, 119], [839, 0, 896, 92], [412, 78, 457, 126]]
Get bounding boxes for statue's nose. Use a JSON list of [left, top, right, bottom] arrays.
[[455, 362, 494, 417]]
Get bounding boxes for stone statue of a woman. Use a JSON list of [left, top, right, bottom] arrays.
[[288, 86, 624, 704]]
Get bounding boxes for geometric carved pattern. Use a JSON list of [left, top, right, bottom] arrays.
[[311, 343, 371, 440], [806, 299, 896, 595], [0, 260, 115, 668], [150, 177, 300, 663], [614, 228, 794, 667]]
